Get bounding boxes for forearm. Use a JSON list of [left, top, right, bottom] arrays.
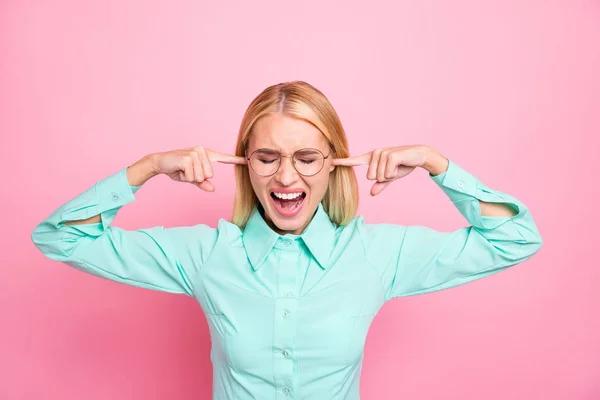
[[63, 215, 101, 225], [478, 200, 517, 217], [423, 148, 517, 218]]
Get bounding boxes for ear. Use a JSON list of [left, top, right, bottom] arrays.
[[329, 149, 336, 172]]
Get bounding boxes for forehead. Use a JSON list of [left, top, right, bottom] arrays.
[[248, 114, 328, 152]]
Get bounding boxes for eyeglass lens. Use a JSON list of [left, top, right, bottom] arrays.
[[249, 149, 325, 176]]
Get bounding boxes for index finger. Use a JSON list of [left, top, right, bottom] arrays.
[[208, 150, 248, 165], [332, 152, 371, 167]]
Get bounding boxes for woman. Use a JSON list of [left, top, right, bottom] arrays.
[[32, 81, 543, 399]]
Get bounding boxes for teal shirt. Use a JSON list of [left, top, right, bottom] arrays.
[[31, 159, 542, 400]]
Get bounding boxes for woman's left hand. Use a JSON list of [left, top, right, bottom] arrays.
[[333, 145, 448, 196]]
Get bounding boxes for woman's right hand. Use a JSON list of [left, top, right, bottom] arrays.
[[152, 146, 247, 192]]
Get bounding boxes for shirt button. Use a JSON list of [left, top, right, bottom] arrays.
[[282, 309, 291, 318], [284, 239, 292, 246], [282, 387, 291, 396], [457, 181, 464, 188], [111, 193, 120, 202], [285, 292, 294, 298], [282, 350, 290, 358]]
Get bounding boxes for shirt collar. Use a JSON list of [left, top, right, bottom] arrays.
[[242, 202, 336, 271]]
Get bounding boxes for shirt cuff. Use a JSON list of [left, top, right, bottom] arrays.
[[130, 184, 143, 194], [429, 159, 524, 230], [430, 159, 477, 198], [58, 167, 138, 231], [96, 167, 139, 230]]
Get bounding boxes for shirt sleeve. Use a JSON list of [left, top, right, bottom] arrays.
[[31, 166, 218, 297], [358, 159, 543, 301]]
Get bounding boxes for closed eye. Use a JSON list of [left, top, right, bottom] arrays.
[[258, 158, 278, 164]]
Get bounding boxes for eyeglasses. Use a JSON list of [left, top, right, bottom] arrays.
[[246, 148, 332, 177]]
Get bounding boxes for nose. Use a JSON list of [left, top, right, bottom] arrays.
[[274, 156, 299, 186]]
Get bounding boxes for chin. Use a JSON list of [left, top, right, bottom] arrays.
[[267, 208, 308, 233]]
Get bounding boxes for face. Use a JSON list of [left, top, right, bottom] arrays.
[[247, 113, 335, 235]]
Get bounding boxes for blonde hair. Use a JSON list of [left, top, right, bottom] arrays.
[[231, 81, 359, 228]]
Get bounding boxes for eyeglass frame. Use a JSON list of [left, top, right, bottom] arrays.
[[245, 147, 333, 177]]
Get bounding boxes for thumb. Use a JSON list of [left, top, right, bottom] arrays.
[[370, 181, 391, 196], [191, 180, 215, 192]]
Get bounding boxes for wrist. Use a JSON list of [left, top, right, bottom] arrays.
[[126, 154, 161, 187], [422, 147, 449, 176]]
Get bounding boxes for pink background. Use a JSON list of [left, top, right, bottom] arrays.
[[2, 0, 599, 399]]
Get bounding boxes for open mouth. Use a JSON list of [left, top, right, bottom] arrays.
[[270, 191, 307, 216]]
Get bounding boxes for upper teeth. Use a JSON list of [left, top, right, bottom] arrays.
[[273, 192, 302, 200]]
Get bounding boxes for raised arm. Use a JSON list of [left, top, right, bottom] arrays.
[[336, 145, 543, 300], [31, 146, 246, 297]]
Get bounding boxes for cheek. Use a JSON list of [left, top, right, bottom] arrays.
[[248, 174, 267, 196], [248, 174, 257, 192], [307, 175, 330, 197]]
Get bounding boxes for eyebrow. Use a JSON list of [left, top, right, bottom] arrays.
[[254, 147, 322, 152]]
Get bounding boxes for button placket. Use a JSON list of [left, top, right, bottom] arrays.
[[273, 240, 299, 399]]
